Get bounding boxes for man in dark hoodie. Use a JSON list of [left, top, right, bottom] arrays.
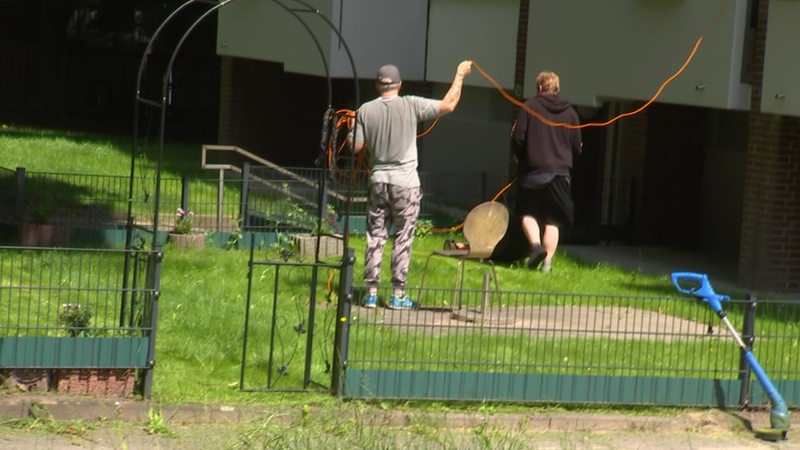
[[511, 71, 582, 272]]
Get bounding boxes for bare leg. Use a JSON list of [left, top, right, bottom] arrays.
[[521, 215, 547, 268], [520, 215, 541, 245], [542, 224, 559, 262]]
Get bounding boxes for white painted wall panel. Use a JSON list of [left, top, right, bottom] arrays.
[[216, 0, 334, 76], [217, 0, 428, 80], [761, 0, 800, 116], [424, 0, 520, 179], [526, 0, 750, 109], [427, 0, 519, 88], [329, 0, 429, 80]]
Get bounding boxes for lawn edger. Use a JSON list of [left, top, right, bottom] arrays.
[[671, 272, 790, 441]]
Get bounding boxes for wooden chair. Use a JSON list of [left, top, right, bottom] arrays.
[[417, 201, 510, 309]]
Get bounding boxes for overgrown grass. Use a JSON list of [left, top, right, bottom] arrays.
[[0, 124, 202, 177], [232, 402, 536, 449], [0, 124, 241, 231]]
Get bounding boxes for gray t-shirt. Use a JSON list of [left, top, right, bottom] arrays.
[[353, 95, 441, 187]]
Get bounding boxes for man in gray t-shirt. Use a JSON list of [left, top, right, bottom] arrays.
[[349, 61, 472, 309]]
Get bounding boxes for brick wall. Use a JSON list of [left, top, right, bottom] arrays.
[[218, 56, 282, 158], [748, 0, 769, 112], [737, 0, 800, 293], [513, 0, 529, 98], [739, 113, 800, 291], [218, 56, 334, 167]]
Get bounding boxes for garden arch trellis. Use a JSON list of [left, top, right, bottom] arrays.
[[130, 0, 361, 396]]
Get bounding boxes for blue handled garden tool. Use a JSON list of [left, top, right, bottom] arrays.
[[671, 272, 790, 441]]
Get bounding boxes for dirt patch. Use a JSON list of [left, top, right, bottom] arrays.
[[0, 397, 789, 450]]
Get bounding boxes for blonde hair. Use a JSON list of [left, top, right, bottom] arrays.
[[536, 71, 560, 94]]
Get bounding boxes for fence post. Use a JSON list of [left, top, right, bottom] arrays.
[[317, 167, 330, 247], [141, 244, 163, 400], [332, 247, 355, 397], [180, 174, 190, 211], [15, 167, 25, 220], [738, 293, 757, 407], [240, 162, 251, 231], [481, 272, 491, 314], [217, 169, 225, 232]]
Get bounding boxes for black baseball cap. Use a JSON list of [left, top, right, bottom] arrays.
[[376, 64, 401, 85]]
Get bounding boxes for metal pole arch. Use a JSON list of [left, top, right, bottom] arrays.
[[133, 0, 360, 244], [131, 0, 362, 397]]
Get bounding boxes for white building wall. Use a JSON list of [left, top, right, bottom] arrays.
[[216, 0, 429, 80], [421, 0, 519, 179], [217, 0, 800, 118], [215, 0, 800, 187], [525, 0, 750, 110], [216, 0, 335, 76], [761, 0, 800, 116], [426, 0, 518, 89]]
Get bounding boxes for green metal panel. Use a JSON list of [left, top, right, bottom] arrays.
[[70, 227, 128, 247], [339, 216, 366, 234], [346, 369, 744, 407], [750, 379, 800, 409], [0, 336, 149, 368], [245, 231, 281, 248]]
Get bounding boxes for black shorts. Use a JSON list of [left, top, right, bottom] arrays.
[[514, 175, 575, 227]]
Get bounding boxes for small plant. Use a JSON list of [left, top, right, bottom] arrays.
[[226, 217, 244, 250], [59, 303, 91, 337], [3, 414, 95, 439], [318, 208, 341, 236], [279, 183, 340, 236], [173, 207, 194, 234], [145, 406, 177, 437], [415, 219, 434, 238]]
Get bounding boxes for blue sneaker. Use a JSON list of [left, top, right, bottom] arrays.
[[387, 295, 418, 310], [363, 293, 378, 308]]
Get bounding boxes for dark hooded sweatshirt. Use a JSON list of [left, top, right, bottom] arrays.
[[511, 93, 582, 188]]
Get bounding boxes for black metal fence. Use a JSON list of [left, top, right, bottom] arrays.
[[1, 165, 635, 245], [0, 245, 160, 395], [240, 164, 514, 235], [239, 249, 345, 393], [344, 286, 800, 408], [2, 164, 797, 409]]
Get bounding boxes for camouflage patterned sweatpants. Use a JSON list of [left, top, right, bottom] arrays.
[[363, 182, 422, 290]]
